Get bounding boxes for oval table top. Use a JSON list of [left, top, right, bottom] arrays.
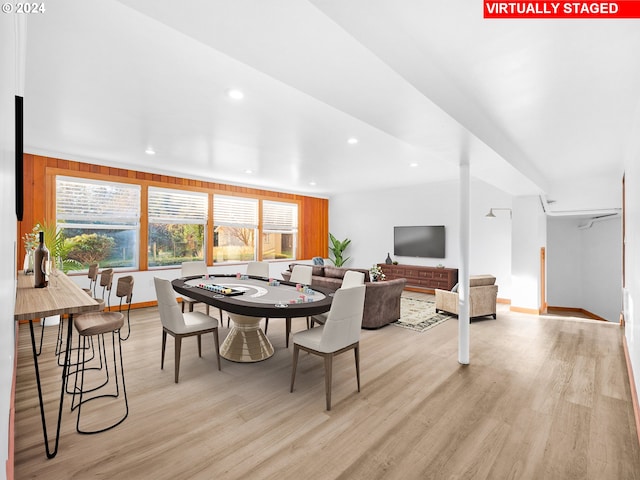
[[171, 274, 334, 319]]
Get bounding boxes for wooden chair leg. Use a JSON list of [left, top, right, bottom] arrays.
[[354, 344, 360, 392], [213, 329, 221, 371], [197, 334, 202, 357], [174, 336, 182, 383], [286, 318, 292, 347], [161, 330, 167, 370], [324, 353, 333, 411], [290, 345, 300, 392]]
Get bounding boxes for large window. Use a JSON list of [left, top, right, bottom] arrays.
[[262, 200, 297, 260], [148, 187, 208, 267], [56, 177, 141, 269], [213, 195, 258, 262]]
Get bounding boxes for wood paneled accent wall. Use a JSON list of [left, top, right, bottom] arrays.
[[18, 154, 329, 269]]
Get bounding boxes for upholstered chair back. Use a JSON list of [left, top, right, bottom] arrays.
[[181, 261, 207, 278], [320, 285, 365, 353], [246, 261, 269, 278], [290, 264, 313, 285], [341, 270, 365, 288], [154, 277, 186, 333]]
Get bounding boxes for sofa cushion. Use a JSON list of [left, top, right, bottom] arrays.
[[312, 277, 343, 290], [324, 266, 371, 282], [469, 275, 496, 287], [324, 266, 347, 279]]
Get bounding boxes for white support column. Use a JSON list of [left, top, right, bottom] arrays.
[[458, 151, 470, 365]]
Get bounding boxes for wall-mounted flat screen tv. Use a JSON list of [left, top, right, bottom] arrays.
[[394, 225, 445, 258]]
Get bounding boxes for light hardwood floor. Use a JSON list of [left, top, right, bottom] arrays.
[[14, 294, 640, 479]]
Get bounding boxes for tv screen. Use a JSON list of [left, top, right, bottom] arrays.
[[394, 225, 445, 258]]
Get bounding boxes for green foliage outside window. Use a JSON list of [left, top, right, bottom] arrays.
[[148, 223, 205, 267], [66, 233, 116, 266]]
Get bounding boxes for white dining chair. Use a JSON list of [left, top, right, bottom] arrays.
[[237, 261, 271, 328], [290, 284, 366, 410], [154, 277, 221, 383], [246, 261, 270, 278], [180, 261, 210, 316], [265, 264, 313, 347], [222, 261, 271, 327], [310, 270, 364, 328]]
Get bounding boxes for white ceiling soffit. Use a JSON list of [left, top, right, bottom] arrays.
[[24, 0, 640, 207], [309, 0, 640, 194]]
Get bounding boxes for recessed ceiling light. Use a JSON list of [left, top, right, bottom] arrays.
[[244, 169, 253, 174], [145, 148, 155, 155], [309, 181, 317, 186], [347, 137, 358, 145], [227, 89, 244, 100], [409, 162, 419, 167]]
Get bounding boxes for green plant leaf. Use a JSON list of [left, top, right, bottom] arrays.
[[328, 232, 350, 267]]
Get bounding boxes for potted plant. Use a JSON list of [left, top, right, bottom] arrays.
[[369, 265, 386, 282], [328, 233, 351, 267]]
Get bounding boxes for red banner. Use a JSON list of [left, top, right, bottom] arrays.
[[484, 1, 640, 18]]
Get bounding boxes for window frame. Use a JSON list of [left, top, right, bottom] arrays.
[[46, 166, 311, 273]]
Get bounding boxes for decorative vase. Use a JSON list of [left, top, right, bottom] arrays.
[[24, 249, 34, 275], [385, 252, 392, 264]]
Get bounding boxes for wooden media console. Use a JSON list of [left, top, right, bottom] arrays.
[[378, 264, 458, 293]]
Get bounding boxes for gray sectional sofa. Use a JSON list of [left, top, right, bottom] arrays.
[[281, 263, 406, 329]]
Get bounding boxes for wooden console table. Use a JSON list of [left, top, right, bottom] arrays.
[[378, 264, 458, 293]]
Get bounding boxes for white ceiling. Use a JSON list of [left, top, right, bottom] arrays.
[[23, 0, 640, 212]]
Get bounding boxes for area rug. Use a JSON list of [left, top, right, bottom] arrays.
[[393, 297, 453, 333]]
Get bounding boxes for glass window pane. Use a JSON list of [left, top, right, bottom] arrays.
[[262, 232, 295, 260], [213, 195, 258, 263], [262, 201, 297, 260], [213, 226, 256, 262], [148, 188, 208, 267], [56, 177, 141, 270], [61, 227, 138, 269], [148, 223, 205, 267]]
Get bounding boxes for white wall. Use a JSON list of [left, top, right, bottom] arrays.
[[547, 217, 583, 307], [1, 12, 17, 480], [623, 100, 640, 405], [547, 216, 623, 321], [328, 178, 513, 299], [511, 196, 547, 310], [581, 217, 622, 321]]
